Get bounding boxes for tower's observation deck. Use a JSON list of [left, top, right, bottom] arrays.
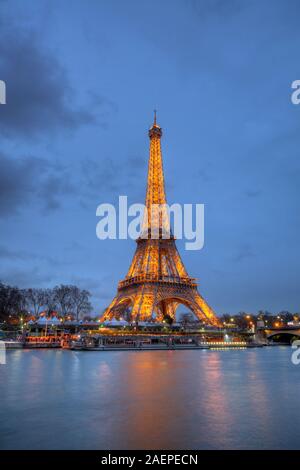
[[118, 274, 197, 291]]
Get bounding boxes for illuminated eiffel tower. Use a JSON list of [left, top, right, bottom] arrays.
[[101, 113, 220, 326]]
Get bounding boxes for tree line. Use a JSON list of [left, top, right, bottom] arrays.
[[0, 282, 92, 322], [220, 310, 299, 328]]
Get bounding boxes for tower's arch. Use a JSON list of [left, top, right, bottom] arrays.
[[154, 294, 211, 324]]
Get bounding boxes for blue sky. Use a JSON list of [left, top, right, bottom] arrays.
[[0, 0, 299, 315]]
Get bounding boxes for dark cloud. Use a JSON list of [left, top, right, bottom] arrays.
[[38, 172, 76, 211], [0, 19, 98, 137], [0, 152, 76, 216], [86, 91, 118, 128], [0, 148, 146, 218], [0, 153, 44, 215], [0, 245, 35, 262], [0, 244, 64, 265], [80, 155, 146, 200], [70, 275, 105, 293], [0, 266, 54, 288]]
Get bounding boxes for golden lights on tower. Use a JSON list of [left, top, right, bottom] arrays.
[[100, 113, 220, 326]]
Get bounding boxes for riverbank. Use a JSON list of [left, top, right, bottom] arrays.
[[1, 329, 282, 351]]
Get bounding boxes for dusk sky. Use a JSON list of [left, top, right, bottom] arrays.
[[0, 0, 299, 315]]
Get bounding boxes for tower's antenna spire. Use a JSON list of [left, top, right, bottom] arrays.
[[149, 108, 162, 138]]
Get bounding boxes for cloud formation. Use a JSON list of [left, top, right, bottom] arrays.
[[0, 18, 96, 137], [0, 152, 77, 216], [80, 155, 146, 200], [0, 153, 43, 216], [0, 149, 146, 218]]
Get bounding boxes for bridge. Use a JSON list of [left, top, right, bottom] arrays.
[[258, 326, 300, 344]]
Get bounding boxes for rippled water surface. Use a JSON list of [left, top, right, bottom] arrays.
[[0, 347, 299, 449]]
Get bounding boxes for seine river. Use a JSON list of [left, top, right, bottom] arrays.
[[0, 347, 299, 450]]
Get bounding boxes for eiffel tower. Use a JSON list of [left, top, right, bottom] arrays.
[[101, 113, 220, 326]]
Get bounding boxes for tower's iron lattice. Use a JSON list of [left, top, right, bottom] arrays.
[[101, 114, 220, 326]]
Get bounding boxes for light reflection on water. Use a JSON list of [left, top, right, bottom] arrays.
[[0, 347, 299, 449]]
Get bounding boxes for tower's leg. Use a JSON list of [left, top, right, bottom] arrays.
[[190, 292, 221, 327], [101, 295, 132, 321], [167, 301, 179, 321], [156, 300, 178, 323], [131, 288, 156, 322]]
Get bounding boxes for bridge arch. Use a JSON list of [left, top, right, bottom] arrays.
[[267, 331, 300, 344]]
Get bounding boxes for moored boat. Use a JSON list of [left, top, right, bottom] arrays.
[[25, 336, 61, 348]]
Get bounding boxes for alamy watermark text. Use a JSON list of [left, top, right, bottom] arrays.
[[96, 196, 204, 250]]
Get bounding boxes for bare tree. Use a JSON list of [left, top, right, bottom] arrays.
[[53, 285, 76, 317], [0, 282, 24, 321], [0, 282, 93, 323], [44, 288, 58, 316], [71, 287, 92, 321], [25, 288, 47, 317]]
